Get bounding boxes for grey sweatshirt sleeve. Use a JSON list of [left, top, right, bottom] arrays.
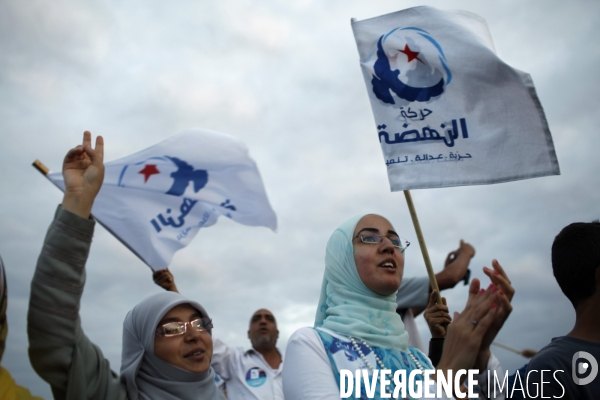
[[396, 276, 430, 309], [27, 206, 128, 400]]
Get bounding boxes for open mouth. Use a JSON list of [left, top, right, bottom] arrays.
[[184, 348, 205, 359], [378, 260, 397, 270]]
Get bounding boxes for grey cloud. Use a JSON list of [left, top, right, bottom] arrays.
[[1, 1, 599, 397]]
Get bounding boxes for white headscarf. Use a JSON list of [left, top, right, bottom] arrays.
[[120, 291, 225, 400], [314, 214, 409, 351]]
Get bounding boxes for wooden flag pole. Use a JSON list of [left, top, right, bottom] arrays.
[[492, 340, 522, 355], [403, 190, 442, 304], [32, 159, 49, 175], [31, 158, 152, 268]]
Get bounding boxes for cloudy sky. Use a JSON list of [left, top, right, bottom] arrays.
[[1, 0, 599, 397]]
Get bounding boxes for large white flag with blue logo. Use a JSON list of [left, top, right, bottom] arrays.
[[47, 129, 277, 270], [352, 6, 560, 191]]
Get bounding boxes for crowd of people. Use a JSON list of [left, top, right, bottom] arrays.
[[0, 132, 596, 399]]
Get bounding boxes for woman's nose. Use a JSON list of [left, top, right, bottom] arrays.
[[379, 236, 396, 252]]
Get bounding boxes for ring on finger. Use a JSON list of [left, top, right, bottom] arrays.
[[470, 319, 478, 326]]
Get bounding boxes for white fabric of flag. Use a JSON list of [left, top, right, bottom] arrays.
[[352, 6, 560, 191], [47, 129, 277, 271]]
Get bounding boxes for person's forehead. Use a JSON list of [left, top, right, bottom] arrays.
[[251, 309, 275, 319], [160, 303, 200, 322], [354, 214, 395, 235]]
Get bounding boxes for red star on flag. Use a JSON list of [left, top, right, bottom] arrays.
[[399, 44, 424, 63], [139, 164, 160, 183]]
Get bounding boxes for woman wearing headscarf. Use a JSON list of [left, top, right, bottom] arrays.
[[27, 132, 225, 400], [282, 214, 511, 399]]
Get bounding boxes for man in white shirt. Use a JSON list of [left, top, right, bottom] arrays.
[[212, 309, 284, 400]]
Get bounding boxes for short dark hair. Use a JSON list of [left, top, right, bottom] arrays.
[[552, 220, 600, 307]]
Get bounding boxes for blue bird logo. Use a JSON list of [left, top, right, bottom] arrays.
[[368, 27, 451, 106]]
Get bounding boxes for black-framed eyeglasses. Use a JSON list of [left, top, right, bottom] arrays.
[[354, 233, 410, 253], [155, 318, 213, 338]]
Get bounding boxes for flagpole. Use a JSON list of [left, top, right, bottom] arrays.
[[32, 159, 49, 175], [403, 190, 442, 304], [491, 340, 522, 355], [32, 159, 154, 270]]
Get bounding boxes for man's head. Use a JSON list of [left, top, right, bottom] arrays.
[[247, 309, 278, 351], [552, 220, 600, 308]]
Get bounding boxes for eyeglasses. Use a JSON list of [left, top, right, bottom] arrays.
[[155, 318, 213, 338], [354, 233, 410, 253]]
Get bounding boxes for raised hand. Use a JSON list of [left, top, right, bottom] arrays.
[[152, 268, 179, 293], [437, 278, 501, 375], [473, 259, 514, 370], [436, 240, 476, 291], [483, 259, 514, 301], [444, 240, 475, 268], [61, 131, 105, 218], [424, 290, 452, 338]]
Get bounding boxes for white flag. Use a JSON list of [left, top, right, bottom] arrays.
[[352, 6, 560, 191], [47, 129, 277, 270]]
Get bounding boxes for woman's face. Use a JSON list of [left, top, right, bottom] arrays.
[[153, 304, 213, 373], [353, 214, 404, 296]]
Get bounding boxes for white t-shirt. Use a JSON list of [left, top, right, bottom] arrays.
[[396, 276, 430, 351], [282, 327, 505, 400], [212, 338, 284, 400], [402, 309, 425, 352]]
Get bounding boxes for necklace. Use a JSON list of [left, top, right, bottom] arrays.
[[350, 337, 424, 399]]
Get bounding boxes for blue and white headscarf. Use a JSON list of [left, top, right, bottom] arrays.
[[314, 214, 409, 352]]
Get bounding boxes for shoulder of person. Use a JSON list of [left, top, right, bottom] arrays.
[[288, 327, 319, 343], [527, 336, 577, 371]]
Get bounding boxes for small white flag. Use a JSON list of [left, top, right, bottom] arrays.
[[352, 6, 560, 191], [47, 129, 277, 270]]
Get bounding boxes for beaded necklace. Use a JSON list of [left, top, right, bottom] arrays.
[[350, 337, 424, 399]]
